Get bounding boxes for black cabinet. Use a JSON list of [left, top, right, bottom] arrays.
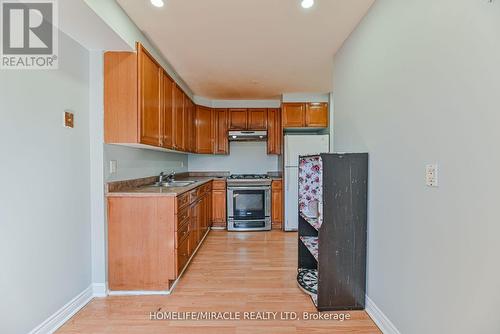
[[297, 153, 368, 311]]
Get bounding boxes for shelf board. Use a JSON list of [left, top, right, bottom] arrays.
[[300, 236, 318, 261], [299, 212, 322, 231]]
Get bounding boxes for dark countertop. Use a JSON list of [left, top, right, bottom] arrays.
[[106, 171, 281, 197], [106, 176, 220, 197]]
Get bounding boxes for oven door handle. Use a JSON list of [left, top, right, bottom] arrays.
[[228, 186, 270, 191]]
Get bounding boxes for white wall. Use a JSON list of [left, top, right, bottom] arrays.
[[281, 92, 330, 103], [188, 142, 278, 174], [84, 0, 192, 96], [333, 1, 500, 333], [105, 145, 188, 182], [0, 32, 91, 334]]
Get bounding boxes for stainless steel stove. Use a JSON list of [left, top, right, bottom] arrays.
[[227, 174, 272, 231]]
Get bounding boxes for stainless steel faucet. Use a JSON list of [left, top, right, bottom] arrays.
[[158, 170, 175, 184]]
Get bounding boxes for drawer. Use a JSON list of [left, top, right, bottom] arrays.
[[177, 192, 190, 211], [189, 188, 201, 203], [176, 236, 190, 275], [176, 207, 189, 228], [272, 180, 282, 190], [201, 182, 212, 194], [176, 219, 190, 247], [212, 179, 226, 190]]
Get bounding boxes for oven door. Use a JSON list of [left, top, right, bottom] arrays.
[[227, 186, 271, 221]]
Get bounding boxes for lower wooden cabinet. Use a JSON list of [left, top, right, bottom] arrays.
[[107, 181, 215, 292], [176, 234, 190, 276], [271, 179, 283, 229], [212, 179, 227, 228]]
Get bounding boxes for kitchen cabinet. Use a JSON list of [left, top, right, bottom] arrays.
[[214, 109, 229, 155], [305, 103, 328, 128], [212, 180, 226, 228], [228, 108, 248, 130], [162, 71, 174, 149], [107, 181, 213, 292], [105, 44, 165, 146], [271, 179, 283, 229], [105, 42, 196, 154], [185, 98, 196, 153], [138, 45, 162, 146], [195, 106, 214, 154], [282, 103, 305, 128], [267, 108, 282, 155], [248, 108, 268, 130], [173, 85, 185, 151], [282, 102, 329, 128]]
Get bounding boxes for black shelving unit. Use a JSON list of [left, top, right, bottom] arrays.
[[297, 153, 368, 311]]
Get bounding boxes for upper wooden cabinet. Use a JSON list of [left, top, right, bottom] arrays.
[[248, 108, 268, 130], [214, 109, 229, 155], [282, 103, 306, 128], [228, 108, 248, 130], [195, 106, 214, 154], [162, 72, 174, 149], [173, 85, 185, 151], [138, 46, 162, 146], [267, 108, 282, 155], [282, 102, 328, 128], [185, 98, 196, 153], [305, 103, 328, 128], [105, 43, 197, 154]]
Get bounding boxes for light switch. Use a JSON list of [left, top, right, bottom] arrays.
[[426, 164, 438, 187], [110, 160, 117, 174]]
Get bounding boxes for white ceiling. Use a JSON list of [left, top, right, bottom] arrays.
[[116, 0, 374, 99]]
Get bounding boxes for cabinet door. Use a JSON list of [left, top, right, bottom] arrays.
[[185, 98, 191, 152], [173, 84, 185, 151], [195, 106, 214, 154], [271, 180, 283, 227], [138, 46, 162, 146], [162, 72, 174, 149], [206, 190, 212, 230], [228, 108, 248, 130], [282, 103, 305, 128], [214, 109, 229, 155], [305, 103, 328, 128], [189, 205, 198, 255], [212, 190, 226, 226], [248, 108, 268, 130], [189, 100, 197, 152], [267, 108, 282, 155]]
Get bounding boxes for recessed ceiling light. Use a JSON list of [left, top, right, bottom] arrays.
[[151, 0, 164, 8], [301, 0, 314, 9]]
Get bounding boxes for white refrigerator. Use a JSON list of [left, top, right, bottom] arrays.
[[284, 134, 330, 231]]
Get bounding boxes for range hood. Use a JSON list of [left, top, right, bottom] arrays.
[[228, 131, 267, 142]]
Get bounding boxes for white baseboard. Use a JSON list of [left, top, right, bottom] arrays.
[[108, 290, 170, 296], [365, 295, 401, 334], [92, 283, 107, 297], [29, 285, 94, 334]]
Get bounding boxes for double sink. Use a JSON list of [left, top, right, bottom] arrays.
[[152, 180, 198, 188]]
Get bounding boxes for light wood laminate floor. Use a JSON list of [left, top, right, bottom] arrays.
[[58, 231, 380, 333]]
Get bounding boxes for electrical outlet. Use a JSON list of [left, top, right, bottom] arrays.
[[63, 110, 74, 128], [426, 164, 438, 187], [110, 160, 117, 174]]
